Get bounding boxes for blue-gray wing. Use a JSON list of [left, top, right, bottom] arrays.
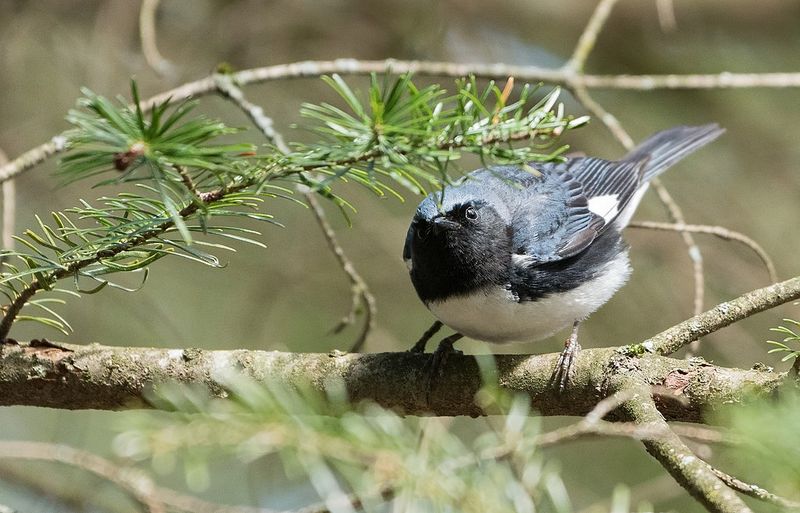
[[507, 158, 646, 263]]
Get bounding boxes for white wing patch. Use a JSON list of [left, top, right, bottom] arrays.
[[511, 253, 535, 267], [587, 194, 619, 223]]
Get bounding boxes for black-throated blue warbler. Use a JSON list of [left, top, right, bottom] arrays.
[[403, 124, 724, 390]]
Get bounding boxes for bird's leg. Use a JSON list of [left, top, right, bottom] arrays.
[[424, 332, 463, 404], [409, 320, 443, 353], [552, 320, 581, 393]]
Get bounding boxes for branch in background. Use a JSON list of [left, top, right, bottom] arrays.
[[139, 0, 173, 77], [565, 0, 620, 73], [0, 148, 13, 266], [0, 441, 273, 513], [655, 0, 678, 32], [628, 221, 778, 283], [214, 73, 376, 351], [3, 61, 800, 184]]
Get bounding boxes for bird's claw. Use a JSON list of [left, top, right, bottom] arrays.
[[551, 324, 581, 393], [424, 334, 462, 404], [408, 320, 443, 353]]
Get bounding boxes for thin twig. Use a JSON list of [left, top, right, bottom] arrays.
[[214, 73, 377, 351], [585, 388, 639, 423], [566, 0, 621, 72], [214, 73, 290, 154], [0, 148, 13, 267], [629, 221, 778, 283], [2, 442, 144, 513], [534, 390, 664, 448], [139, 0, 173, 77], [4, 59, 800, 184], [0, 460, 132, 513], [174, 164, 201, 199], [708, 467, 800, 510], [0, 134, 67, 184], [656, 0, 678, 32], [289, 487, 394, 513], [305, 192, 376, 352], [669, 424, 735, 445], [534, 418, 669, 448]]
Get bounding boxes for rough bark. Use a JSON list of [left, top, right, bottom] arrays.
[[0, 340, 783, 420]]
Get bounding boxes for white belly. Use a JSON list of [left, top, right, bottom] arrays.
[[427, 256, 631, 343]]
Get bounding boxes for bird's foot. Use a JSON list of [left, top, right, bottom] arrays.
[[424, 333, 463, 404], [551, 321, 581, 393], [408, 320, 443, 353]]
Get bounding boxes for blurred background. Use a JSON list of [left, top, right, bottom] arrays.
[[0, 0, 798, 511]]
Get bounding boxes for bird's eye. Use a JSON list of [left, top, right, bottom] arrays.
[[464, 206, 478, 221]]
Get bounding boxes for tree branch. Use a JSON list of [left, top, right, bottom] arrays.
[[0, 339, 783, 419]]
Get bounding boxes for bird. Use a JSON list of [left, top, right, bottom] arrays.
[[403, 124, 724, 391]]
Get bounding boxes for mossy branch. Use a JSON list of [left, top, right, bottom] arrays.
[[0, 340, 783, 419]]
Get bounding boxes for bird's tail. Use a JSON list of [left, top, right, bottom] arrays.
[[625, 124, 725, 181]]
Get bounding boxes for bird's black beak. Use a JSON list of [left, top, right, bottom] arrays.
[[431, 216, 460, 234]]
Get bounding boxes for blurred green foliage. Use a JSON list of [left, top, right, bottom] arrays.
[[717, 388, 800, 505]]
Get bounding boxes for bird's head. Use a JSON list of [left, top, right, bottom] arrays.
[[404, 188, 512, 301]]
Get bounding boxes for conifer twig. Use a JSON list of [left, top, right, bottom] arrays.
[[4, 62, 800, 184], [0, 181, 242, 340]]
